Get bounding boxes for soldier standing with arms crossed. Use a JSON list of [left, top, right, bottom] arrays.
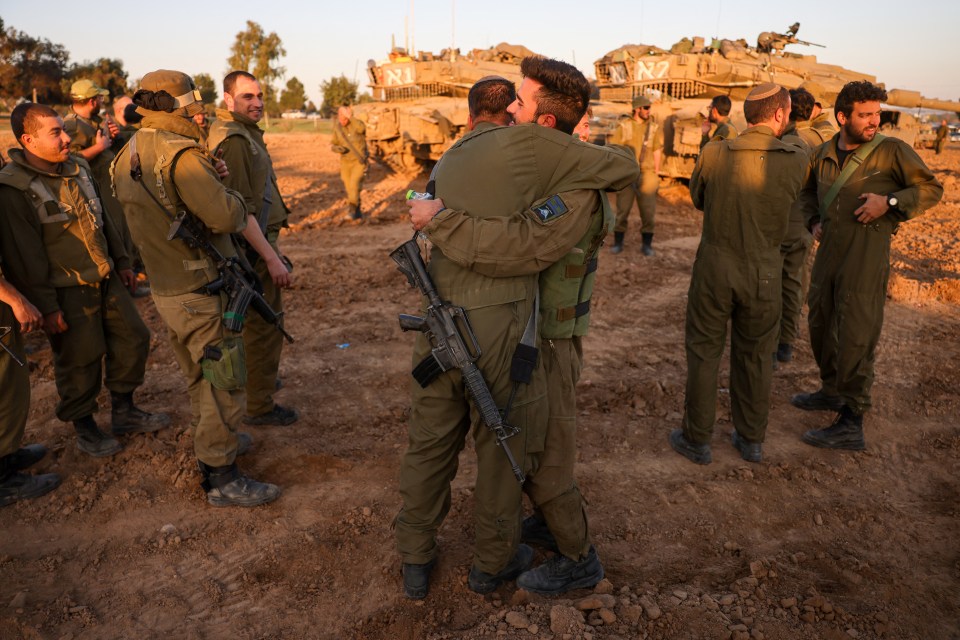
[[791, 81, 943, 450], [208, 71, 297, 427], [330, 106, 368, 220]]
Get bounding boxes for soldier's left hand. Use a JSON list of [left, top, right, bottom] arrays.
[[106, 118, 120, 138], [408, 198, 445, 231], [118, 269, 137, 293], [213, 158, 230, 180], [854, 193, 889, 224]]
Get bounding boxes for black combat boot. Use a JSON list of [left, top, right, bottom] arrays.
[[790, 389, 844, 412], [402, 558, 436, 600], [3, 444, 48, 471], [610, 231, 625, 254], [516, 545, 605, 595], [111, 391, 171, 435], [242, 404, 299, 426], [776, 343, 793, 363], [467, 544, 534, 594], [199, 462, 281, 507], [0, 453, 61, 508], [801, 406, 866, 451], [641, 232, 655, 256], [350, 205, 363, 220], [732, 431, 763, 463], [669, 429, 711, 464], [74, 415, 123, 457], [521, 513, 559, 553], [236, 432, 254, 456]]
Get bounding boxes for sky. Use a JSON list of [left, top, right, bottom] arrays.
[[3, 0, 958, 108]]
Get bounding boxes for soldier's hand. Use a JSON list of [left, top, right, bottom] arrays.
[[12, 298, 42, 333], [408, 198, 445, 231], [811, 222, 823, 242], [213, 158, 230, 180], [117, 269, 137, 293], [95, 129, 111, 152], [854, 193, 888, 224], [266, 255, 293, 288], [106, 118, 120, 138], [42, 310, 68, 335]]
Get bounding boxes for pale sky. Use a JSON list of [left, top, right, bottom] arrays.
[[2, 0, 958, 107]]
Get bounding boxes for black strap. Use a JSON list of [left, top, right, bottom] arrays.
[[333, 119, 367, 164]]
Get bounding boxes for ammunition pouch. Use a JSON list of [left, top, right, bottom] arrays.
[[201, 337, 247, 390]]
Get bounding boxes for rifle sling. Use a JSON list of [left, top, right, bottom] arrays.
[[818, 134, 885, 219], [334, 119, 367, 164]]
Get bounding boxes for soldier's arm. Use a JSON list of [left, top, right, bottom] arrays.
[[688, 148, 710, 211], [330, 125, 347, 153], [173, 150, 247, 234], [0, 189, 59, 314], [886, 142, 944, 222], [0, 272, 42, 333], [798, 154, 820, 231], [91, 180, 132, 273], [214, 136, 258, 214], [423, 189, 601, 277]]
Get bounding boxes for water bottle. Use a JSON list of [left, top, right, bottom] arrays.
[[405, 189, 433, 201]]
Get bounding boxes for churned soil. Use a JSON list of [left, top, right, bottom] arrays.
[[1, 133, 958, 640]]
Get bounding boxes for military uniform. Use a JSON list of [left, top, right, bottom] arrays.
[[330, 117, 367, 215], [798, 135, 942, 415], [611, 115, 661, 239], [0, 151, 150, 426], [0, 269, 29, 460], [682, 126, 807, 447], [935, 124, 949, 155], [700, 119, 739, 149], [207, 109, 291, 418], [397, 122, 633, 577], [806, 112, 837, 146]]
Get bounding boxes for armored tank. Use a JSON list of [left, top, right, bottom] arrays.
[[356, 44, 532, 171], [593, 23, 960, 179]]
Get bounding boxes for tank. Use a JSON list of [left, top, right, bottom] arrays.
[[593, 23, 960, 179], [356, 44, 532, 171]]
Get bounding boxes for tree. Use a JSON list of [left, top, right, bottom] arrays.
[[279, 76, 306, 112], [193, 73, 218, 106], [227, 20, 285, 117], [65, 58, 128, 99], [320, 75, 358, 117], [0, 18, 69, 105]]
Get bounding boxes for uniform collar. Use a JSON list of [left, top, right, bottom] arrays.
[[7, 148, 80, 178], [140, 111, 203, 140]]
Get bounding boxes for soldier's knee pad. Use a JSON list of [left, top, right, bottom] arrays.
[[200, 337, 247, 390]]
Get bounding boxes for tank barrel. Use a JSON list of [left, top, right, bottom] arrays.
[[886, 89, 960, 114]]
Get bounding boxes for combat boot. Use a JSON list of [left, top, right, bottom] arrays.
[[801, 406, 866, 451], [776, 343, 793, 363], [516, 545, 604, 595], [641, 232, 656, 257], [790, 390, 844, 412], [467, 544, 534, 594], [74, 416, 123, 457], [610, 231, 625, 254], [111, 391, 171, 435], [668, 429, 711, 465], [242, 404, 299, 426], [521, 514, 559, 553], [350, 206, 363, 220], [200, 462, 281, 507], [0, 460, 61, 508], [731, 431, 763, 463], [3, 444, 48, 471], [236, 432, 253, 456], [402, 558, 436, 600]]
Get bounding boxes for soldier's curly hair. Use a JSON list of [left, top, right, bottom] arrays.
[[133, 89, 177, 113], [789, 88, 815, 122], [835, 81, 887, 119], [710, 95, 732, 117], [519, 56, 590, 134]]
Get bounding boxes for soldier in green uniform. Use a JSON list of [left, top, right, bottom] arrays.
[[792, 81, 943, 450], [397, 62, 637, 599], [669, 83, 807, 465], [207, 71, 297, 427], [935, 119, 949, 155], [112, 70, 280, 506], [609, 95, 662, 256], [0, 265, 61, 507], [800, 82, 838, 146], [0, 103, 167, 457], [330, 106, 367, 220], [700, 95, 738, 149]]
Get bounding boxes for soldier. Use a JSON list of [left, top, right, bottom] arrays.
[[398, 61, 637, 599], [330, 105, 368, 220], [207, 71, 297, 427], [700, 95, 738, 149], [573, 106, 592, 142], [111, 96, 139, 152], [609, 95, 662, 256], [0, 103, 167, 457], [935, 119, 949, 155], [800, 82, 838, 145], [669, 83, 807, 465], [0, 268, 61, 507], [112, 70, 280, 506], [791, 81, 943, 450]]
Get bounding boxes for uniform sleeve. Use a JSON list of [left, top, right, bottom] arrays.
[[652, 123, 663, 152], [63, 117, 86, 154], [798, 153, 821, 230], [93, 181, 131, 272], [424, 190, 601, 278], [330, 126, 346, 153], [0, 188, 59, 314], [173, 150, 247, 234], [887, 142, 943, 222], [688, 147, 710, 211], [215, 135, 258, 215]]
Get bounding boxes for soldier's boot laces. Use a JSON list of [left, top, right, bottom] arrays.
[[610, 231, 625, 254], [468, 544, 534, 594], [790, 389, 844, 412], [111, 391, 171, 435], [402, 558, 436, 600], [74, 416, 123, 458], [243, 404, 299, 426], [521, 514, 559, 553], [516, 545, 604, 595], [200, 462, 281, 507], [669, 429, 712, 465], [732, 431, 763, 463], [801, 407, 866, 451], [641, 232, 656, 257]]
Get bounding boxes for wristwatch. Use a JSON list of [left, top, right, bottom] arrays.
[[887, 193, 899, 209]]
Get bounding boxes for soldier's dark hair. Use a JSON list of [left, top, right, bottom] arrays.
[[223, 70, 258, 96], [710, 95, 732, 116], [11, 103, 60, 143], [789, 88, 815, 122], [834, 81, 887, 119], [743, 87, 789, 125], [519, 56, 591, 134], [133, 89, 176, 113], [468, 77, 516, 123]]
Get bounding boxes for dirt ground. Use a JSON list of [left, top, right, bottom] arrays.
[[1, 133, 958, 640]]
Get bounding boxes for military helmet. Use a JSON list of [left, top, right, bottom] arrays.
[[632, 95, 652, 109]]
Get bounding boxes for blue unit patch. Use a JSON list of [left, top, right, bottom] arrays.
[[532, 195, 569, 222]]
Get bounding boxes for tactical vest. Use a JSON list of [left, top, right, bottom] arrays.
[[539, 192, 614, 339], [0, 157, 112, 287]]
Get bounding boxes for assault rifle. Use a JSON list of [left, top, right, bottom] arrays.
[[391, 237, 525, 483], [167, 212, 294, 343], [0, 326, 25, 367]]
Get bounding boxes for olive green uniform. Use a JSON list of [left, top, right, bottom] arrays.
[[807, 113, 837, 146], [935, 124, 948, 155], [112, 112, 249, 467], [611, 117, 661, 235], [684, 127, 807, 444], [0, 267, 30, 459], [330, 118, 367, 210], [0, 151, 149, 423], [798, 135, 942, 414], [207, 109, 291, 417], [700, 119, 739, 149], [397, 123, 634, 574], [778, 122, 814, 349]]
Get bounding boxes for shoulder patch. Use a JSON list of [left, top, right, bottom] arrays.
[[531, 195, 569, 222]]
